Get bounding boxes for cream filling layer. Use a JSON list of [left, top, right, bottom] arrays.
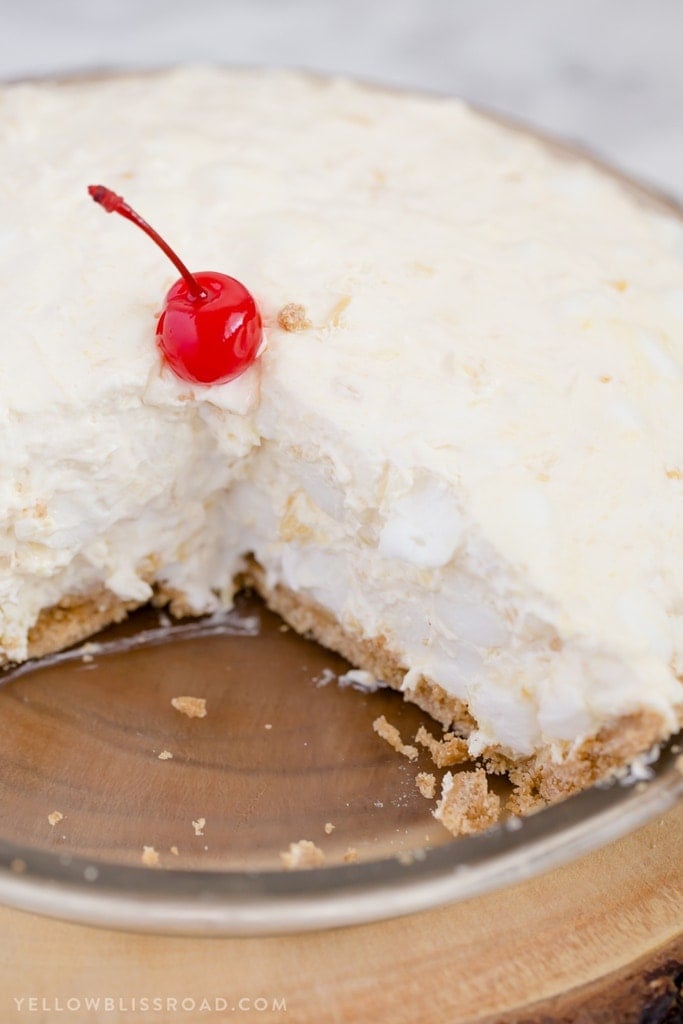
[[0, 373, 259, 661], [224, 440, 681, 759]]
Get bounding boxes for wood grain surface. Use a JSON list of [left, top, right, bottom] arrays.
[[1, 801, 680, 1024]]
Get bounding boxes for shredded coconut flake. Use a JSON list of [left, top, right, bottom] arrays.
[[338, 669, 383, 691], [314, 668, 337, 688]]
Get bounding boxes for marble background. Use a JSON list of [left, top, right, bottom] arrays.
[[2, 0, 682, 199]]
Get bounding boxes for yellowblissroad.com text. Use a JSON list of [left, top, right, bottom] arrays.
[[12, 995, 288, 1014]]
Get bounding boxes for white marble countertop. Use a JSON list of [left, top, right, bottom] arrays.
[[2, 0, 682, 200]]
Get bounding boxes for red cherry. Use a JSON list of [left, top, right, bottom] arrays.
[[88, 185, 262, 385], [156, 273, 261, 385]]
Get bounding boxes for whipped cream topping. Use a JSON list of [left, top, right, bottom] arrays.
[[1, 68, 682, 756]]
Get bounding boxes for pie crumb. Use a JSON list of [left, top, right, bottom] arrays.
[[415, 772, 437, 800], [141, 846, 160, 867], [343, 847, 359, 864], [415, 725, 469, 768], [396, 849, 416, 866], [277, 303, 312, 332], [373, 715, 418, 761], [324, 822, 335, 835], [158, 750, 173, 760], [170, 846, 179, 856], [264, 723, 273, 730], [47, 810, 64, 827], [280, 840, 326, 870], [171, 696, 207, 718], [192, 817, 206, 837], [434, 769, 501, 836]]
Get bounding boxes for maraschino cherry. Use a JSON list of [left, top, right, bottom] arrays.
[[88, 185, 262, 385]]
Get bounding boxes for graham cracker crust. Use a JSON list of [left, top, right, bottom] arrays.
[[23, 589, 138, 663], [249, 569, 679, 814], [6, 569, 680, 818]]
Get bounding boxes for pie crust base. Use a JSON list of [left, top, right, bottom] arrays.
[[9, 576, 678, 816]]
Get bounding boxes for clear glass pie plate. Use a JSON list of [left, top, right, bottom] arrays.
[[0, 592, 681, 936], [1, 75, 682, 936]]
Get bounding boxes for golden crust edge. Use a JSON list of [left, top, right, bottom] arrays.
[[248, 570, 681, 814], [6, 575, 681, 817], [20, 588, 139, 664], [5, 580, 213, 667]]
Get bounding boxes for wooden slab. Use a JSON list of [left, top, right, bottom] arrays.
[[0, 801, 680, 1023]]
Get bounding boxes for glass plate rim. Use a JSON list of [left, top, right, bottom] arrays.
[[0, 736, 680, 935]]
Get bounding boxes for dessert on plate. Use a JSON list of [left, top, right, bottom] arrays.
[[1, 67, 681, 813]]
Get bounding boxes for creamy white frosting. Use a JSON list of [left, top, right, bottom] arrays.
[[1, 68, 682, 757]]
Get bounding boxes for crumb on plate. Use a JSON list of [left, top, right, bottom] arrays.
[[415, 772, 437, 799], [192, 817, 206, 837], [415, 725, 469, 768], [141, 846, 160, 867], [280, 840, 326, 870], [47, 810, 64, 827], [434, 769, 501, 837], [396, 848, 426, 866], [171, 696, 207, 718], [373, 715, 418, 761]]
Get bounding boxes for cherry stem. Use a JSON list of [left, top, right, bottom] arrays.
[[88, 185, 207, 300]]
